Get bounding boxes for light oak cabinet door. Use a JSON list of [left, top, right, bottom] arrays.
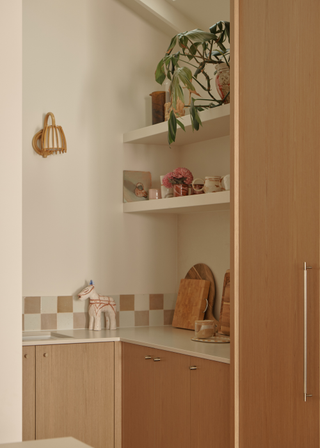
[[36, 343, 115, 448], [122, 343, 229, 448], [153, 348, 190, 448], [232, 0, 320, 446], [121, 343, 155, 448], [22, 346, 36, 441], [190, 357, 229, 448]]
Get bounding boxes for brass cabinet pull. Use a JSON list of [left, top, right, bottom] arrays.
[[24, 354, 29, 359], [304, 262, 313, 401], [189, 366, 197, 370], [153, 357, 161, 362], [43, 353, 48, 358]]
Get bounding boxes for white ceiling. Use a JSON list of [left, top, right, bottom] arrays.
[[164, 0, 230, 31]]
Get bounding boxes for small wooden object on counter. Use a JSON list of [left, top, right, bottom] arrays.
[[218, 269, 230, 335], [184, 263, 217, 324], [32, 112, 67, 158], [172, 279, 210, 330]]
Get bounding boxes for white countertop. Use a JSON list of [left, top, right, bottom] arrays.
[[0, 437, 92, 448], [23, 326, 230, 364]]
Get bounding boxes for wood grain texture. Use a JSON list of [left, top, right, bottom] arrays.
[[36, 343, 114, 448], [184, 263, 217, 323], [219, 270, 230, 335], [121, 343, 155, 448], [22, 346, 36, 441], [172, 279, 210, 330], [190, 357, 230, 448], [115, 342, 122, 448], [237, 0, 320, 446], [153, 348, 190, 448]]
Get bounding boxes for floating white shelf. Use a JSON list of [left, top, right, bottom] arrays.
[[123, 191, 230, 214], [123, 104, 230, 146]]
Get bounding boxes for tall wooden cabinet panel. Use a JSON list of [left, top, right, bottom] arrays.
[[153, 348, 190, 448], [232, 0, 320, 446], [36, 343, 115, 448], [190, 357, 229, 448], [22, 346, 36, 441]]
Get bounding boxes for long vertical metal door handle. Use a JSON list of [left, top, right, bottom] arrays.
[[304, 262, 313, 402]]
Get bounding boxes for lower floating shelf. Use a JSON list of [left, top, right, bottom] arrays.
[[123, 191, 230, 214]]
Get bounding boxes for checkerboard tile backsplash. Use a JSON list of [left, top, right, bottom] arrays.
[[22, 293, 177, 331]]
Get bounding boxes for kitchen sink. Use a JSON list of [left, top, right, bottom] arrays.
[[22, 332, 74, 341]]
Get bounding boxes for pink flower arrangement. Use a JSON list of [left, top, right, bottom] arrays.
[[162, 167, 193, 188]]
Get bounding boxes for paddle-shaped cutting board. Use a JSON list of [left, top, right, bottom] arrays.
[[218, 269, 230, 335], [184, 263, 217, 324], [172, 279, 210, 330]]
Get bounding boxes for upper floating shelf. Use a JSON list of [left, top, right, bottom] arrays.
[[123, 191, 230, 214], [123, 104, 230, 146]]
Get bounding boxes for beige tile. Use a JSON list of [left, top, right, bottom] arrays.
[[57, 296, 73, 313], [164, 293, 177, 310], [41, 314, 57, 330], [120, 295, 134, 311], [135, 311, 149, 327], [73, 313, 89, 329], [164, 310, 175, 326], [24, 297, 41, 314], [149, 294, 164, 310]]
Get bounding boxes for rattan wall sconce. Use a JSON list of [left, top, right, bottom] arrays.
[[32, 112, 67, 158]]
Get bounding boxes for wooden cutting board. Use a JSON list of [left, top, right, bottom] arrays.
[[185, 263, 217, 324], [218, 269, 230, 335], [172, 279, 210, 330]]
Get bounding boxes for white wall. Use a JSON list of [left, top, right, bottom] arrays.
[[178, 136, 230, 319], [0, 0, 22, 442], [23, 0, 178, 296]]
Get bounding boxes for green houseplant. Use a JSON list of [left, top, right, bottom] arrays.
[[155, 21, 230, 145]]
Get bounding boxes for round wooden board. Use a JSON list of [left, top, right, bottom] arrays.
[[185, 263, 217, 324], [191, 335, 230, 343]]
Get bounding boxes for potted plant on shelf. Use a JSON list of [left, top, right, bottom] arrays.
[[162, 167, 193, 197], [155, 20, 230, 145]]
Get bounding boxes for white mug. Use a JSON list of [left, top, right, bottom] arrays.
[[220, 174, 230, 191], [192, 176, 222, 193]]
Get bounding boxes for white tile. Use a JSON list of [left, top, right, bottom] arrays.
[[110, 295, 120, 312], [119, 311, 135, 328], [41, 296, 57, 314], [149, 310, 164, 326], [24, 314, 41, 331], [73, 296, 88, 312], [57, 313, 74, 330], [164, 293, 177, 310], [134, 294, 149, 311]]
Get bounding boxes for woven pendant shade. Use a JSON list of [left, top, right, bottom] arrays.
[[32, 112, 67, 158]]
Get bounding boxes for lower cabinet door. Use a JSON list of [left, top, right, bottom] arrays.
[[23, 346, 36, 441], [36, 343, 114, 448], [190, 357, 230, 448], [153, 349, 190, 448], [121, 343, 155, 448]]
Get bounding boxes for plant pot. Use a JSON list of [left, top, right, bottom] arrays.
[[173, 184, 188, 197], [215, 63, 230, 104]]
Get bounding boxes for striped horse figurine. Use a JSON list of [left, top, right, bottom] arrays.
[[78, 281, 117, 331]]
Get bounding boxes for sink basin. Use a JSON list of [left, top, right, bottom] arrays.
[[23, 332, 74, 342]]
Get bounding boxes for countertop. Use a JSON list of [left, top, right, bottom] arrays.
[[0, 438, 92, 448], [23, 326, 230, 364]]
